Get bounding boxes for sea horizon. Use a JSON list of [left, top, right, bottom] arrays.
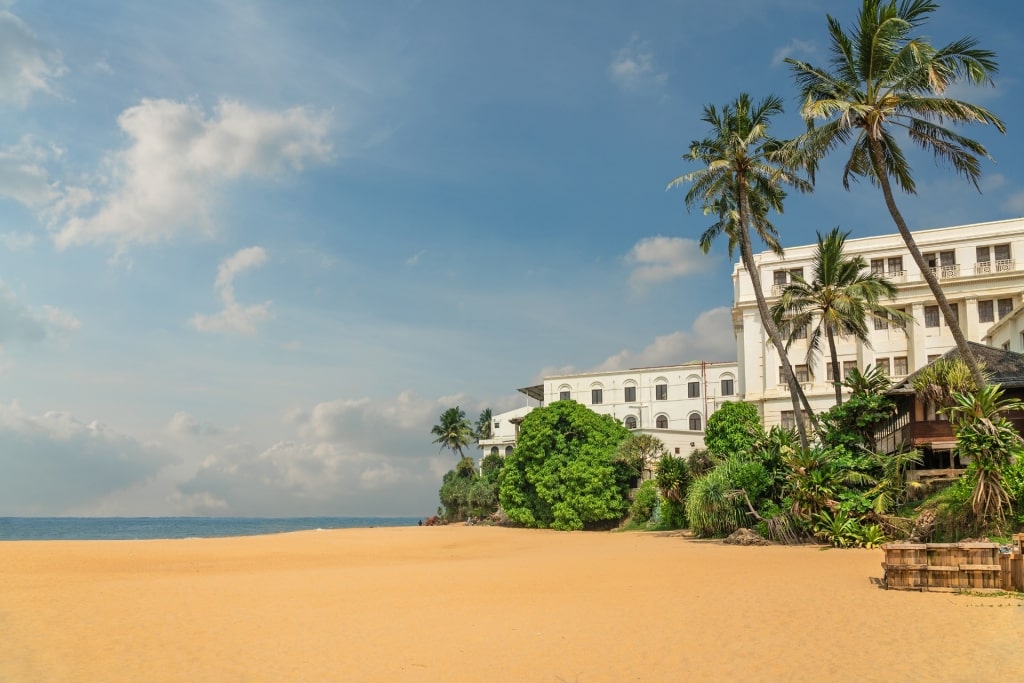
[[0, 516, 423, 541]]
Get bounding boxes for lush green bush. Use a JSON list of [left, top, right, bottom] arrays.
[[655, 454, 689, 501], [685, 449, 718, 478], [818, 392, 895, 452], [685, 459, 748, 537], [498, 400, 633, 531], [629, 480, 659, 525], [704, 401, 763, 457], [439, 457, 499, 521], [658, 496, 687, 529], [1004, 459, 1024, 529]]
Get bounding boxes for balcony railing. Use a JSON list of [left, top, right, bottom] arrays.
[[928, 264, 960, 279], [975, 259, 1015, 275]]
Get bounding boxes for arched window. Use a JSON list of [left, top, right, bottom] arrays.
[[624, 416, 637, 429], [490, 447, 499, 456], [689, 413, 703, 431], [656, 415, 668, 429], [505, 445, 514, 456], [654, 376, 668, 401], [558, 384, 572, 401]]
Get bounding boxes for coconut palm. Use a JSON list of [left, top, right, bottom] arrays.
[[770, 227, 909, 405], [474, 408, 493, 445], [786, 0, 1005, 389], [431, 406, 473, 459], [669, 93, 816, 448]]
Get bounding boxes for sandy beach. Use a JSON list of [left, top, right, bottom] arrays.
[[1, 526, 1021, 682]]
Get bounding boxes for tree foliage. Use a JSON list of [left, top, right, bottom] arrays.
[[431, 406, 473, 459], [704, 401, 763, 457], [498, 400, 633, 531], [438, 457, 500, 522]]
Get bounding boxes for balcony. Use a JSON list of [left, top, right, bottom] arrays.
[[928, 264, 960, 279], [975, 259, 1015, 275]]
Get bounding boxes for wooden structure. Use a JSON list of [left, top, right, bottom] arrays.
[[874, 342, 1024, 476], [882, 535, 1024, 593]]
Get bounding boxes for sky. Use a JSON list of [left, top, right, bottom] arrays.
[[2, 0, 1024, 517]]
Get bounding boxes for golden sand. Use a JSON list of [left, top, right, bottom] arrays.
[[1, 526, 1021, 682]]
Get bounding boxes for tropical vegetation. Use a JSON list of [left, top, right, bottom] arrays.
[[431, 406, 473, 459]]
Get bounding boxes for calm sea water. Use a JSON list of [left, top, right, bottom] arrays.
[[0, 517, 421, 541]]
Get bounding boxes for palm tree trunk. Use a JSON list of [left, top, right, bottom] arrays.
[[867, 137, 986, 389], [737, 181, 813, 449], [825, 325, 842, 406]]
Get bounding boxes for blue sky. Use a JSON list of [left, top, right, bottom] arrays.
[[2, 0, 1023, 516]]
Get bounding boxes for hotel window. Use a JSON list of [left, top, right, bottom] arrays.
[[843, 361, 857, 378], [505, 446, 514, 456], [591, 389, 603, 405], [887, 257, 904, 274], [979, 299, 994, 323], [559, 390, 571, 401], [891, 307, 907, 329], [490, 447, 499, 456], [624, 386, 636, 402], [781, 410, 795, 429], [780, 365, 809, 383], [870, 258, 884, 275], [656, 383, 668, 400], [721, 378, 734, 396], [924, 251, 955, 268], [924, 305, 940, 327], [928, 354, 941, 363], [689, 414, 702, 431], [826, 363, 838, 381], [877, 358, 890, 376], [773, 270, 789, 287], [977, 245, 991, 264], [625, 416, 637, 429], [995, 244, 1011, 261], [687, 381, 700, 398], [894, 356, 908, 376], [1003, 342, 1011, 351], [792, 324, 808, 339], [873, 314, 888, 330], [656, 415, 668, 429], [998, 298, 1013, 319]]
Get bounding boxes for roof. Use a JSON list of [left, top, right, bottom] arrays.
[[517, 385, 544, 402], [887, 342, 1024, 394]]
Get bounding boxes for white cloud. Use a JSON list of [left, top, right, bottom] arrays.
[[0, 10, 65, 107], [166, 411, 222, 437], [609, 35, 667, 90], [405, 250, 425, 266], [0, 136, 63, 208], [0, 403, 177, 515], [0, 281, 80, 344], [0, 232, 35, 250], [190, 246, 273, 335], [176, 390, 482, 516], [593, 307, 735, 371], [771, 39, 815, 66], [626, 235, 714, 288], [54, 98, 332, 249]]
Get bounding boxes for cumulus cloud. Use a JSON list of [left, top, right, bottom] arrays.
[[609, 35, 667, 90], [0, 404, 177, 515], [593, 307, 735, 371], [54, 98, 332, 249], [0, 10, 66, 107], [771, 38, 815, 66], [166, 411, 222, 437], [626, 235, 714, 288], [190, 246, 272, 335], [176, 390, 477, 516], [0, 281, 79, 345]]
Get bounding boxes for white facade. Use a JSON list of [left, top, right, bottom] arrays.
[[735, 217, 1024, 426], [479, 360, 740, 460], [983, 302, 1024, 353], [478, 405, 534, 457], [542, 360, 738, 457]]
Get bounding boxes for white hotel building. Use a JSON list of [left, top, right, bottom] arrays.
[[479, 360, 739, 460], [735, 217, 1024, 427]]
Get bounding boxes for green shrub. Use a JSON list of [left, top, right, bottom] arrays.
[[685, 460, 747, 537], [658, 497, 687, 529], [704, 401, 763, 457], [629, 480, 659, 525]]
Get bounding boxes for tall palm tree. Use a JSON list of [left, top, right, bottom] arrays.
[[431, 406, 472, 459], [770, 227, 910, 405], [474, 408, 493, 445], [669, 93, 816, 448], [786, 0, 1005, 389]]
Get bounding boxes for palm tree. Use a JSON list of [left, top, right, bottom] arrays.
[[786, 0, 1005, 389], [474, 408, 493, 446], [669, 93, 816, 448], [431, 406, 472, 459], [770, 227, 909, 405]]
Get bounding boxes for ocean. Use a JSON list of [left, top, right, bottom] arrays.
[[0, 517, 422, 541]]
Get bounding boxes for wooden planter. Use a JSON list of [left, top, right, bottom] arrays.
[[882, 538, 1023, 593]]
